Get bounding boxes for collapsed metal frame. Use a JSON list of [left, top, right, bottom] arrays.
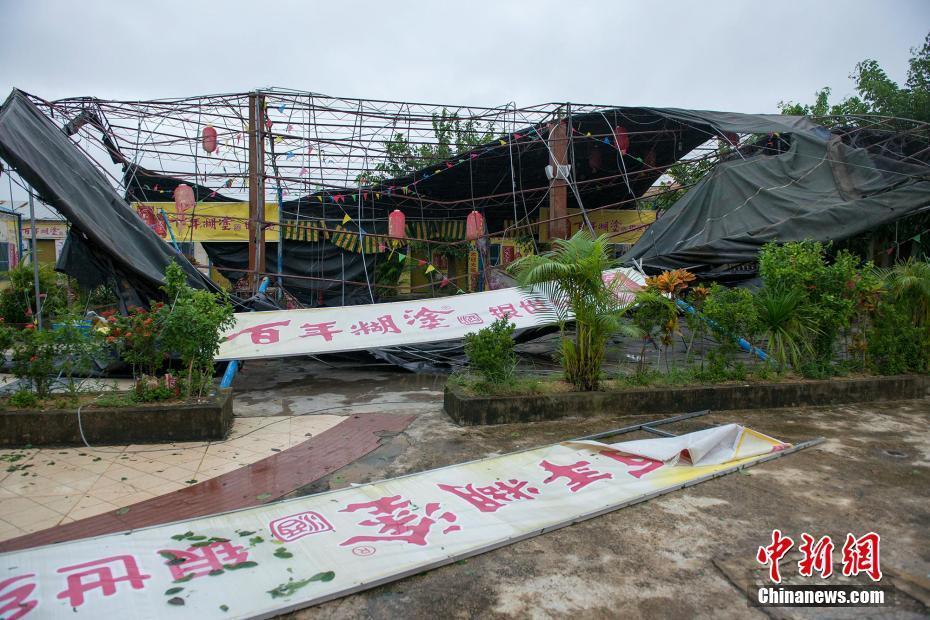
[[15, 88, 930, 304], [22, 89, 735, 297]]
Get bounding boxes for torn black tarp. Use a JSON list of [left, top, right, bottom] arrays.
[[0, 89, 219, 304], [622, 115, 930, 277]]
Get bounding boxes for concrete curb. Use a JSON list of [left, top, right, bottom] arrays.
[[0, 389, 234, 446], [444, 375, 930, 426]]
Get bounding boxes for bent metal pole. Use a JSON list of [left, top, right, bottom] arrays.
[[28, 189, 41, 329]]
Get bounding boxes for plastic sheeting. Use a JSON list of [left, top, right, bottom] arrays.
[[623, 125, 930, 277], [0, 90, 218, 303]]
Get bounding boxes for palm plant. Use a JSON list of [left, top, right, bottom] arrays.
[[509, 230, 637, 391], [754, 286, 820, 371], [876, 258, 930, 327]]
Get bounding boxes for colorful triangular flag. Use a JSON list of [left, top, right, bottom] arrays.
[[341, 213, 351, 225]]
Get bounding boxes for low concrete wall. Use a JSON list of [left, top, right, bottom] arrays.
[[444, 375, 930, 426], [0, 390, 234, 447]]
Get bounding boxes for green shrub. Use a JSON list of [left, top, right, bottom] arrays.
[[758, 241, 858, 366], [53, 313, 104, 395], [866, 296, 930, 374], [8, 389, 39, 408], [703, 284, 759, 372], [754, 286, 819, 371], [0, 262, 68, 325], [132, 375, 177, 403], [11, 325, 57, 397], [463, 317, 517, 384], [631, 288, 678, 372], [158, 262, 235, 397], [106, 305, 164, 378]]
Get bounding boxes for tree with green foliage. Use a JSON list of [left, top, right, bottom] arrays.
[[510, 230, 637, 391], [158, 261, 236, 397], [779, 32, 930, 122], [372, 108, 497, 180]]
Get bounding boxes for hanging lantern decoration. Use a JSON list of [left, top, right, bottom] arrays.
[[388, 209, 406, 240], [723, 132, 739, 148], [466, 210, 485, 241], [613, 126, 630, 155], [202, 125, 218, 153], [174, 183, 195, 215]]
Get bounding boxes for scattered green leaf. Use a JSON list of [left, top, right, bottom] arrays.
[[219, 604, 229, 612], [224, 561, 258, 570], [165, 587, 184, 595], [167, 596, 185, 606], [208, 569, 225, 576], [173, 574, 195, 583], [115, 507, 131, 516], [273, 547, 293, 559]]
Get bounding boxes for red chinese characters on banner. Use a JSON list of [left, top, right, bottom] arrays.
[[403, 306, 454, 330], [457, 313, 484, 326], [798, 533, 834, 579], [351, 315, 401, 336], [519, 298, 550, 315], [56, 555, 151, 608], [227, 320, 291, 345], [599, 451, 663, 479], [756, 529, 794, 583], [489, 304, 522, 320], [299, 321, 343, 341], [438, 479, 540, 513], [269, 511, 335, 543], [841, 532, 882, 581], [158, 541, 249, 581], [539, 460, 613, 492], [339, 495, 460, 547], [0, 574, 37, 620]]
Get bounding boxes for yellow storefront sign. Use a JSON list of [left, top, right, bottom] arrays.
[[131, 202, 279, 242], [539, 208, 656, 243]]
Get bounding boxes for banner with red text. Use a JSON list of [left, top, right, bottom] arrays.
[[217, 268, 646, 361], [0, 424, 788, 619]]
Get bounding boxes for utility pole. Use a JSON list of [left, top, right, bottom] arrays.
[[548, 118, 569, 240], [27, 190, 42, 329], [247, 92, 266, 292]]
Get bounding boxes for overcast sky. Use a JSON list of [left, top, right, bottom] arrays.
[[1, 0, 928, 111]]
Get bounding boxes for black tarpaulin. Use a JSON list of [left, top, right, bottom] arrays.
[[0, 89, 219, 302], [623, 117, 930, 277]]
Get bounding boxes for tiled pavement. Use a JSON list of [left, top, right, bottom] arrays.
[[0, 414, 344, 542]]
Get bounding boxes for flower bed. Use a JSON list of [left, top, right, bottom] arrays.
[[444, 374, 930, 426], [0, 389, 233, 447]]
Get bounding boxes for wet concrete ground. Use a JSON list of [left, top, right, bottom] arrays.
[[234, 358, 930, 619]]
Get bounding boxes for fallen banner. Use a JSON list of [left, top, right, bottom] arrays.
[[217, 267, 645, 361], [0, 423, 811, 619]]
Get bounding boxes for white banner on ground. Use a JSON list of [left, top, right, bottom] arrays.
[[0, 424, 788, 619], [216, 268, 646, 361]]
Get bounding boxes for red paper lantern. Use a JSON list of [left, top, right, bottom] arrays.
[[724, 131, 739, 148], [388, 209, 406, 240], [613, 126, 630, 154], [174, 184, 195, 214], [202, 125, 218, 153], [466, 210, 485, 241]]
